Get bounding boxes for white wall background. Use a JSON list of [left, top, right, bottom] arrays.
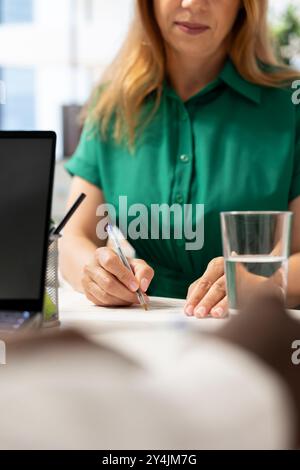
[[0, 0, 134, 157], [0, 0, 299, 156]]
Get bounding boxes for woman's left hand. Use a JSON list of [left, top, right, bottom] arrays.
[[185, 255, 276, 319], [185, 257, 228, 319]]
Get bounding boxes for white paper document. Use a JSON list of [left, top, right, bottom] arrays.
[[59, 288, 225, 331]]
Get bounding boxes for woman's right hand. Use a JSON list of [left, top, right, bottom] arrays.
[[82, 247, 154, 307]]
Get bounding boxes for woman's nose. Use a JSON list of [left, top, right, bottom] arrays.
[[181, 0, 209, 9]]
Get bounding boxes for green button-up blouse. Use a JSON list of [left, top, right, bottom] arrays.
[[65, 59, 300, 299]]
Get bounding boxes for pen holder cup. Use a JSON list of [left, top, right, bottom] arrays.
[[42, 236, 60, 328]]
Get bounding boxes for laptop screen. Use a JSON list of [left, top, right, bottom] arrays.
[[0, 132, 56, 311]]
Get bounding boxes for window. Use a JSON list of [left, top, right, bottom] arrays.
[[0, 68, 35, 130], [0, 0, 33, 24], [84, 0, 94, 22]]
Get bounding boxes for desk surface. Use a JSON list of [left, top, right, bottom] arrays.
[[60, 287, 300, 330], [59, 288, 300, 371], [59, 288, 227, 332], [59, 288, 233, 369]]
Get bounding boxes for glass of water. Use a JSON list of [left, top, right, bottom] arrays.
[[220, 211, 293, 311]]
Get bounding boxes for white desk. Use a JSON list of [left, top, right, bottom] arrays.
[[59, 289, 226, 370], [59, 287, 300, 371], [59, 288, 227, 330]]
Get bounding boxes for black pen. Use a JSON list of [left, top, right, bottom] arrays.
[[49, 193, 87, 245]]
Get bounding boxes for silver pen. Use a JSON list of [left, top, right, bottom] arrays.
[[107, 224, 149, 311]]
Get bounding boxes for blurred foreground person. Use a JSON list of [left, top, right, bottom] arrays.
[[0, 283, 298, 450]]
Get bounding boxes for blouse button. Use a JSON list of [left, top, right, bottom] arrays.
[[180, 154, 190, 163], [175, 193, 184, 204]]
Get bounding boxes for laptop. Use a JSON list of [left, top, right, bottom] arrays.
[[0, 131, 56, 332]]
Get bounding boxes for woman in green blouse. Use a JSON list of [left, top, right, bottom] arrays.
[[61, 0, 300, 318]]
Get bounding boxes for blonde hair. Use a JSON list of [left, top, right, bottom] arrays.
[[85, 0, 299, 149]]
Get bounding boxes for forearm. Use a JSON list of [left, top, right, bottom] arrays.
[[287, 253, 300, 309], [59, 235, 100, 292]]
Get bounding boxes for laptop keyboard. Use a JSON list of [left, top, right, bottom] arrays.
[[0, 311, 31, 330]]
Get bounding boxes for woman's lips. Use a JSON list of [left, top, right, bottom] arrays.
[[175, 21, 210, 36]]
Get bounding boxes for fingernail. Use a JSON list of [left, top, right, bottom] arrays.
[[129, 281, 139, 292], [185, 305, 194, 316], [195, 306, 206, 317], [212, 307, 225, 318], [141, 278, 149, 292]]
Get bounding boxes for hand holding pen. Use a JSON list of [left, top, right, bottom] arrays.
[[106, 224, 149, 310], [53, 195, 153, 309], [81, 225, 154, 309]]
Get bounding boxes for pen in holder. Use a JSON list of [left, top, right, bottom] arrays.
[[42, 232, 61, 328], [41, 193, 87, 327]]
